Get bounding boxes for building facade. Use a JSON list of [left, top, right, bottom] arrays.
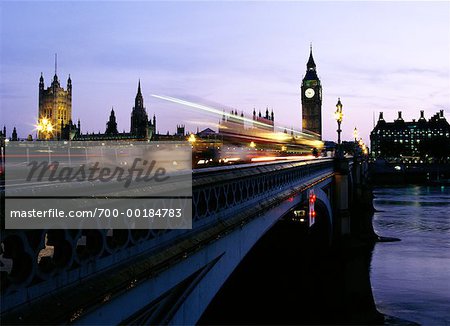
[[370, 110, 450, 162], [69, 81, 156, 141], [130, 80, 154, 138], [301, 45, 322, 140], [253, 108, 274, 131], [105, 108, 119, 135], [38, 64, 72, 140], [218, 107, 275, 137]]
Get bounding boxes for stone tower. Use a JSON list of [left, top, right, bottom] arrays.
[[38, 55, 72, 140], [106, 107, 119, 135], [130, 80, 149, 138], [301, 45, 322, 139]]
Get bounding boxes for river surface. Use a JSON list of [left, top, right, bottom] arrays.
[[371, 185, 450, 325]]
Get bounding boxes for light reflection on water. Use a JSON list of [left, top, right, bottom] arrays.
[[372, 185, 450, 325]]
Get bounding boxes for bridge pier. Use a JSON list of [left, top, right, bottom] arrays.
[[350, 155, 378, 239], [334, 158, 351, 236]]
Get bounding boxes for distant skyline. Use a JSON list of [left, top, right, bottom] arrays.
[[1, 1, 449, 144]]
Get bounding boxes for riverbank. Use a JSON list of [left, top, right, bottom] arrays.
[[369, 161, 450, 186]]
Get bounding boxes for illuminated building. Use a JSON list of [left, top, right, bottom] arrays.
[[301, 45, 322, 140], [38, 55, 72, 140], [370, 110, 450, 162]]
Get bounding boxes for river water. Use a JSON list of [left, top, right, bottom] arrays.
[[371, 186, 450, 325], [199, 185, 450, 325]]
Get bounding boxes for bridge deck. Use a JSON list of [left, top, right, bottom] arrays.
[[1, 158, 338, 324]]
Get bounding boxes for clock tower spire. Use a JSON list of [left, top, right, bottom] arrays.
[[301, 44, 322, 139], [307, 43, 316, 70]]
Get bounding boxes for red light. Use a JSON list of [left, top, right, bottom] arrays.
[[308, 189, 316, 227]]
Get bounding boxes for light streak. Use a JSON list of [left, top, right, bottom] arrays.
[[151, 94, 272, 129], [251, 155, 315, 162], [151, 94, 316, 139]]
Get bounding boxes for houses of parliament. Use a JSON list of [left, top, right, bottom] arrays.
[[32, 63, 280, 143], [1, 48, 324, 142], [36, 62, 157, 141]]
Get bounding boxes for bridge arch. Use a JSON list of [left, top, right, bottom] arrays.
[[309, 198, 333, 247], [199, 186, 334, 323], [312, 187, 333, 228], [310, 187, 333, 246]]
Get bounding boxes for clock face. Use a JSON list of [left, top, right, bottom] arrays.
[[305, 88, 315, 98]]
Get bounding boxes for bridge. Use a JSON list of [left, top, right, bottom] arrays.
[[1, 155, 369, 325]]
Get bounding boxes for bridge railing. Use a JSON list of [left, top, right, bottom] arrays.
[[0, 157, 334, 317], [192, 158, 334, 228]]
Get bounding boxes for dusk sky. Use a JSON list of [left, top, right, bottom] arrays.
[[1, 1, 449, 144]]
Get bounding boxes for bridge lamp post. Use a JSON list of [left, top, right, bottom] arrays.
[[361, 142, 368, 155], [334, 98, 343, 145], [353, 127, 358, 142], [187, 133, 197, 150]]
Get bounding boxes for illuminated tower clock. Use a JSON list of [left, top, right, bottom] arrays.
[[301, 44, 322, 139]]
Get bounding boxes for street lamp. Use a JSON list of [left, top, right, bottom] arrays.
[[353, 127, 358, 142], [356, 138, 368, 156], [188, 133, 196, 143], [37, 117, 54, 140], [334, 98, 343, 145]]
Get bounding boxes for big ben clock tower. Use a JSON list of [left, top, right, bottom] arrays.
[[301, 45, 322, 139]]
